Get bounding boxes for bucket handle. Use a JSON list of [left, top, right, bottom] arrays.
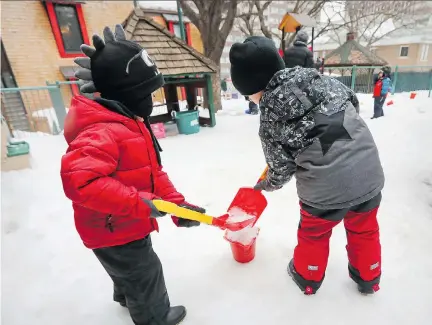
[[171, 111, 177, 119]]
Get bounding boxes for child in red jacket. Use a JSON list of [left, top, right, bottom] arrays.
[[60, 25, 203, 325], [372, 66, 392, 119]]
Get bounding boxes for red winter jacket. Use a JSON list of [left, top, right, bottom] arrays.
[[61, 96, 185, 249], [373, 79, 383, 98]]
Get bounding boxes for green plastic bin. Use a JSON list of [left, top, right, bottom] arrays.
[[7, 141, 30, 157], [173, 110, 200, 135]]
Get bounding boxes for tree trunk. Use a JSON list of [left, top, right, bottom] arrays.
[[179, 0, 238, 112], [211, 67, 222, 112], [203, 37, 224, 112]]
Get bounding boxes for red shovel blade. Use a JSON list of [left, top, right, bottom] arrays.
[[227, 187, 268, 226], [212, 213, 255, 231]]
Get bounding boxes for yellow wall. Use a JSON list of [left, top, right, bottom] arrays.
[[189, 24, 204, 54]]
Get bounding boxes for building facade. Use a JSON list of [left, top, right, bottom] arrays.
[[1, 0, 134, 90], [220, 1, 289, 78], [1, 0, 134, 133]]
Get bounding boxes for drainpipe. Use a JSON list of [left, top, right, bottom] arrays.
[[176, 0, 186, 41]]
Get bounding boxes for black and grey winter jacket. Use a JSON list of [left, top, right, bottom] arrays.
[[259, 67, 384, 209]]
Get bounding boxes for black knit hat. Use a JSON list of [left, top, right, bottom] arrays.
[[229, 36, 285, 96], [91, 39, 164, 117], [381, 65, 391, 76]]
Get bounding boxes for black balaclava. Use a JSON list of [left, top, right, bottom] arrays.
[[91, 40, 164, 118]]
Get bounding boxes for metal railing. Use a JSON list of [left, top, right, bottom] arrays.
[[323, 65, 432, 96], [2, 66, 430, 138], [1, 84, 67, 138]]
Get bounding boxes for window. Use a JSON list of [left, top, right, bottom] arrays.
[[420, 44, 429, 61], [172, 23, 189, 44], [168, 21, 192, 46], [399, 46, 409, 57], [46, 1, 89, 58]]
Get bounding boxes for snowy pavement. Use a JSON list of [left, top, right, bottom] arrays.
[[2, 92, 432, 325]]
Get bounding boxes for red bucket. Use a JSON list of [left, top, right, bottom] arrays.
[[410, 92, 417, 99], [224, 229, 259, 264], [229, 240, 257, 263]]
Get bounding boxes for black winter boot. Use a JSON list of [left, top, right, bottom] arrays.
[[348, 264, 380, 294], [287, 259, 324, 295], [150, 306, 187, 325]]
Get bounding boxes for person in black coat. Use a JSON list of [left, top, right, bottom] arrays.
[[284, 30, 314, 68]]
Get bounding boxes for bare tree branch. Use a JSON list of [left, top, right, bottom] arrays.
[[178, 0, 239, 111], [330, 1, 432, 48], [254, 0, 274, 39]]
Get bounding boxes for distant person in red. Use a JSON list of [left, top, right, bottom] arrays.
[[60, 25, 205, 325], [372, 66, 392, 119]]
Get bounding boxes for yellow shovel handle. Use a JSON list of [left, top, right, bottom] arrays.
[[152, 200, 214, 225], [257, 166, 269, 183]]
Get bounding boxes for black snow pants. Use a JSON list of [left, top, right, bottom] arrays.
[[93, 236, 170, 325], [373, 96, 385, 118]]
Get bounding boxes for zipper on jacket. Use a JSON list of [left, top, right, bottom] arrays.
[[135, 119, 156, 192], [105, 215, 114, 233]]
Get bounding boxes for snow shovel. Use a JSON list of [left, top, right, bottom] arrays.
[[226, 166, 269, 228], [152, 200, 250, 231]]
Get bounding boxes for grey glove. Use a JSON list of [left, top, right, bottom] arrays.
[[175, 204, 206, 228], [254, 179, 283, 192], [73, 24, 127, 94], [142, 199, 167, 219]]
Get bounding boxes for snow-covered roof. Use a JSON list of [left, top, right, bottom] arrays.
[[314, 28, 432, 51], [373, 33, 432, 46], [139, 0, 178, 11]]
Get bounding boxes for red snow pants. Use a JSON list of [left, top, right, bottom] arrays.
[[293, 193, 382, 286]]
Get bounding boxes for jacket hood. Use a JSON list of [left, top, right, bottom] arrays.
[[260, 67, 320, 122], [296, 30, 309, 43], [293, 40, 308, 47], [63, 96, 133, 144]]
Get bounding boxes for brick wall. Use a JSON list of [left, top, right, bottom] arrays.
[[1, 0, 134, 110]]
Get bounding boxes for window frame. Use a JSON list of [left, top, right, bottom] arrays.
[[399, 45, 409, 58], [420, 44, 429, 62], [168, 21, 192, 46], [46, 1, 90, 58]]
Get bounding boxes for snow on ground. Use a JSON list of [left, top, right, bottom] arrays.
[[2, 92, 432, 325]]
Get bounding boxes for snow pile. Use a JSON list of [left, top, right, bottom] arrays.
[[225, 207, 255, 225], [225, 208, 258, 246], [225, 226, 259, 246], [31, 107, 69, 135]]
